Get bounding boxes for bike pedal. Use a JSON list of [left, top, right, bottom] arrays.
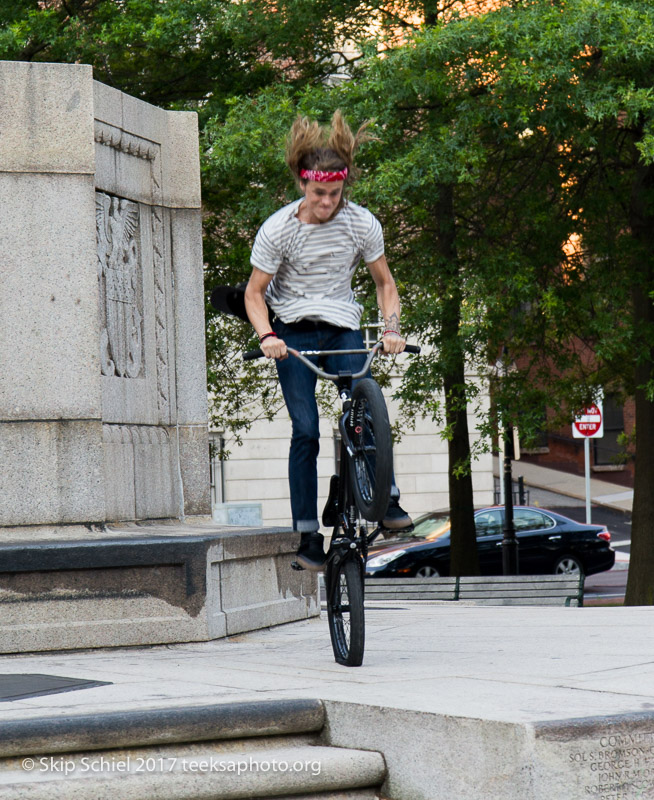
[[291, 560, 305, 571]]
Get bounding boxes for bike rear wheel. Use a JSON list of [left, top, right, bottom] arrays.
[[326, 557, 365, 667], [349, 378, 393, 522]]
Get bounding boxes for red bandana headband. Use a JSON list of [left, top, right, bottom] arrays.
[[299, 167, 348, 182]]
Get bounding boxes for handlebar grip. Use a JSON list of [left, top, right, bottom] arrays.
[[243, 348, 264, 361], [404, 344, 421, 354]]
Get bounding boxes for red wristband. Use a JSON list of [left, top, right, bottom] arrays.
[[259, 332, 277, 343], [383, 330, 400, 336]]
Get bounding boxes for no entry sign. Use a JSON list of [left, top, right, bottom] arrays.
[[572, 402, 604, 439], [573, 395, 604, 524]]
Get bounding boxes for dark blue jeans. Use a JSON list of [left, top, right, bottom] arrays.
[[273, 319, 369, 533]]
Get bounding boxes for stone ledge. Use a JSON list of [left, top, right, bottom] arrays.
[[0, 524, 318, 654], [0, 699, 325, 757]]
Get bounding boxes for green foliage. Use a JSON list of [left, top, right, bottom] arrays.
[[0, 0, 388, 119], [357, 0, 654, 440]]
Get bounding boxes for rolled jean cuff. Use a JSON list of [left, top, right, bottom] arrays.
[[296, 519, 320, 533]]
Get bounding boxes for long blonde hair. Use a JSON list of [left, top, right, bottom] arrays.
[[285, 110, 372, 187]]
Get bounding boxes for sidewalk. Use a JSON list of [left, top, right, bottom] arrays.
[[2, 606, 651, 727], [1, 604, 653, 799], [493, 457, 633, 513]]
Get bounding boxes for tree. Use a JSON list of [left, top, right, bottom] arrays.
[[0, 0, 389, 118], [368, 0, 654, 600], [514, 0, 654, 606], [465, 0, 654, 604]]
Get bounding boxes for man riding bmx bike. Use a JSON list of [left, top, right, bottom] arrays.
[[244, 111, 412, 571]]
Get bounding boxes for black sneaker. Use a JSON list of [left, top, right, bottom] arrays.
[[295, 532, 327, 571], [382, 498, 413, 530]]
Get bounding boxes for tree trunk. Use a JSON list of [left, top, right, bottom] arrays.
[[435, 186, 480, 577], [625, 160, 654, 605], [625, 343, 654, 605], [443, 347, 480, 577]]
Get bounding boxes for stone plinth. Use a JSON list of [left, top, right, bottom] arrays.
[[0, 61, 210, 527], [0, 525, 317, 653]]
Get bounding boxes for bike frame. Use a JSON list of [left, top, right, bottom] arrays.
[[326, 385, 369, 594]]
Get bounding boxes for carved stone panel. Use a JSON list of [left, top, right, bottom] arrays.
[[95, 121, 174, 428], [96, 192, 144, 379]]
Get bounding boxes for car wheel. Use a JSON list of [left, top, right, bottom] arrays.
[[415, 565, 440, 578], [554, 556, 584, 577]]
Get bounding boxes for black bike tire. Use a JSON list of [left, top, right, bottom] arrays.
[[349, 378, 393, 522], [326, 558, 365, 667]]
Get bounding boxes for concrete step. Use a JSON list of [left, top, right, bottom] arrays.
[[0, 740, 386, 799], [0, 527, 318, 655], [0, 699, 386, 800], [0, 698, 326, 757]]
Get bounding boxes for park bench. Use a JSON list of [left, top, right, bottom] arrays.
[[364, 573, 584, 607]]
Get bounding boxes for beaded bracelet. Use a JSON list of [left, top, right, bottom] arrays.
[[383, 330, 400, 337]]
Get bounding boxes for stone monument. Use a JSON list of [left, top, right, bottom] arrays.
[[0, 61, 317, 652], [0, 60, 207, 525]]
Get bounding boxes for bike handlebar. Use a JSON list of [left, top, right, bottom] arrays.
[[243, 342, 420, 380]]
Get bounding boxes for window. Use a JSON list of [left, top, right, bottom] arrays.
[[474, 510, 503, 537], [362, 321, 383, 349], [530, 407, 549, 450], [333, 429, 342, 475], [413, 514, 451, 541], [513, 508, 555, 532]]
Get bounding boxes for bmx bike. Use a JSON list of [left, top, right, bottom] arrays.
[[244, 341, 420, 666]]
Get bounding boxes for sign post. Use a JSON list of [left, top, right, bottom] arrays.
[[502, 425, 519, 575], [572, 399, 604, 523]]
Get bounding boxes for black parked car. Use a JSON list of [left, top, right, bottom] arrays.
[[365, 506, 615, 579]]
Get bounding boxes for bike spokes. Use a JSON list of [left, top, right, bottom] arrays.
[[326, 557, 365, 667]]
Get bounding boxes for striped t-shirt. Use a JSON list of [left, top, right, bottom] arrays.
[[250, 198, 384, 329]]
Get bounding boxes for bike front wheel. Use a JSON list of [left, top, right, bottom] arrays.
[[349, 378, 393, 522], [326, 558, 365, 667]]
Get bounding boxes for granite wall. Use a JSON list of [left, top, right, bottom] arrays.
[[0, 61, 210, 528]]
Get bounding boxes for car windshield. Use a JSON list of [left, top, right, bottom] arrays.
[[407, 514, 451, 541]]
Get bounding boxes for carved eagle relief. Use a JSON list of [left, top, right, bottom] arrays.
[[96, 193, 143, 378]]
